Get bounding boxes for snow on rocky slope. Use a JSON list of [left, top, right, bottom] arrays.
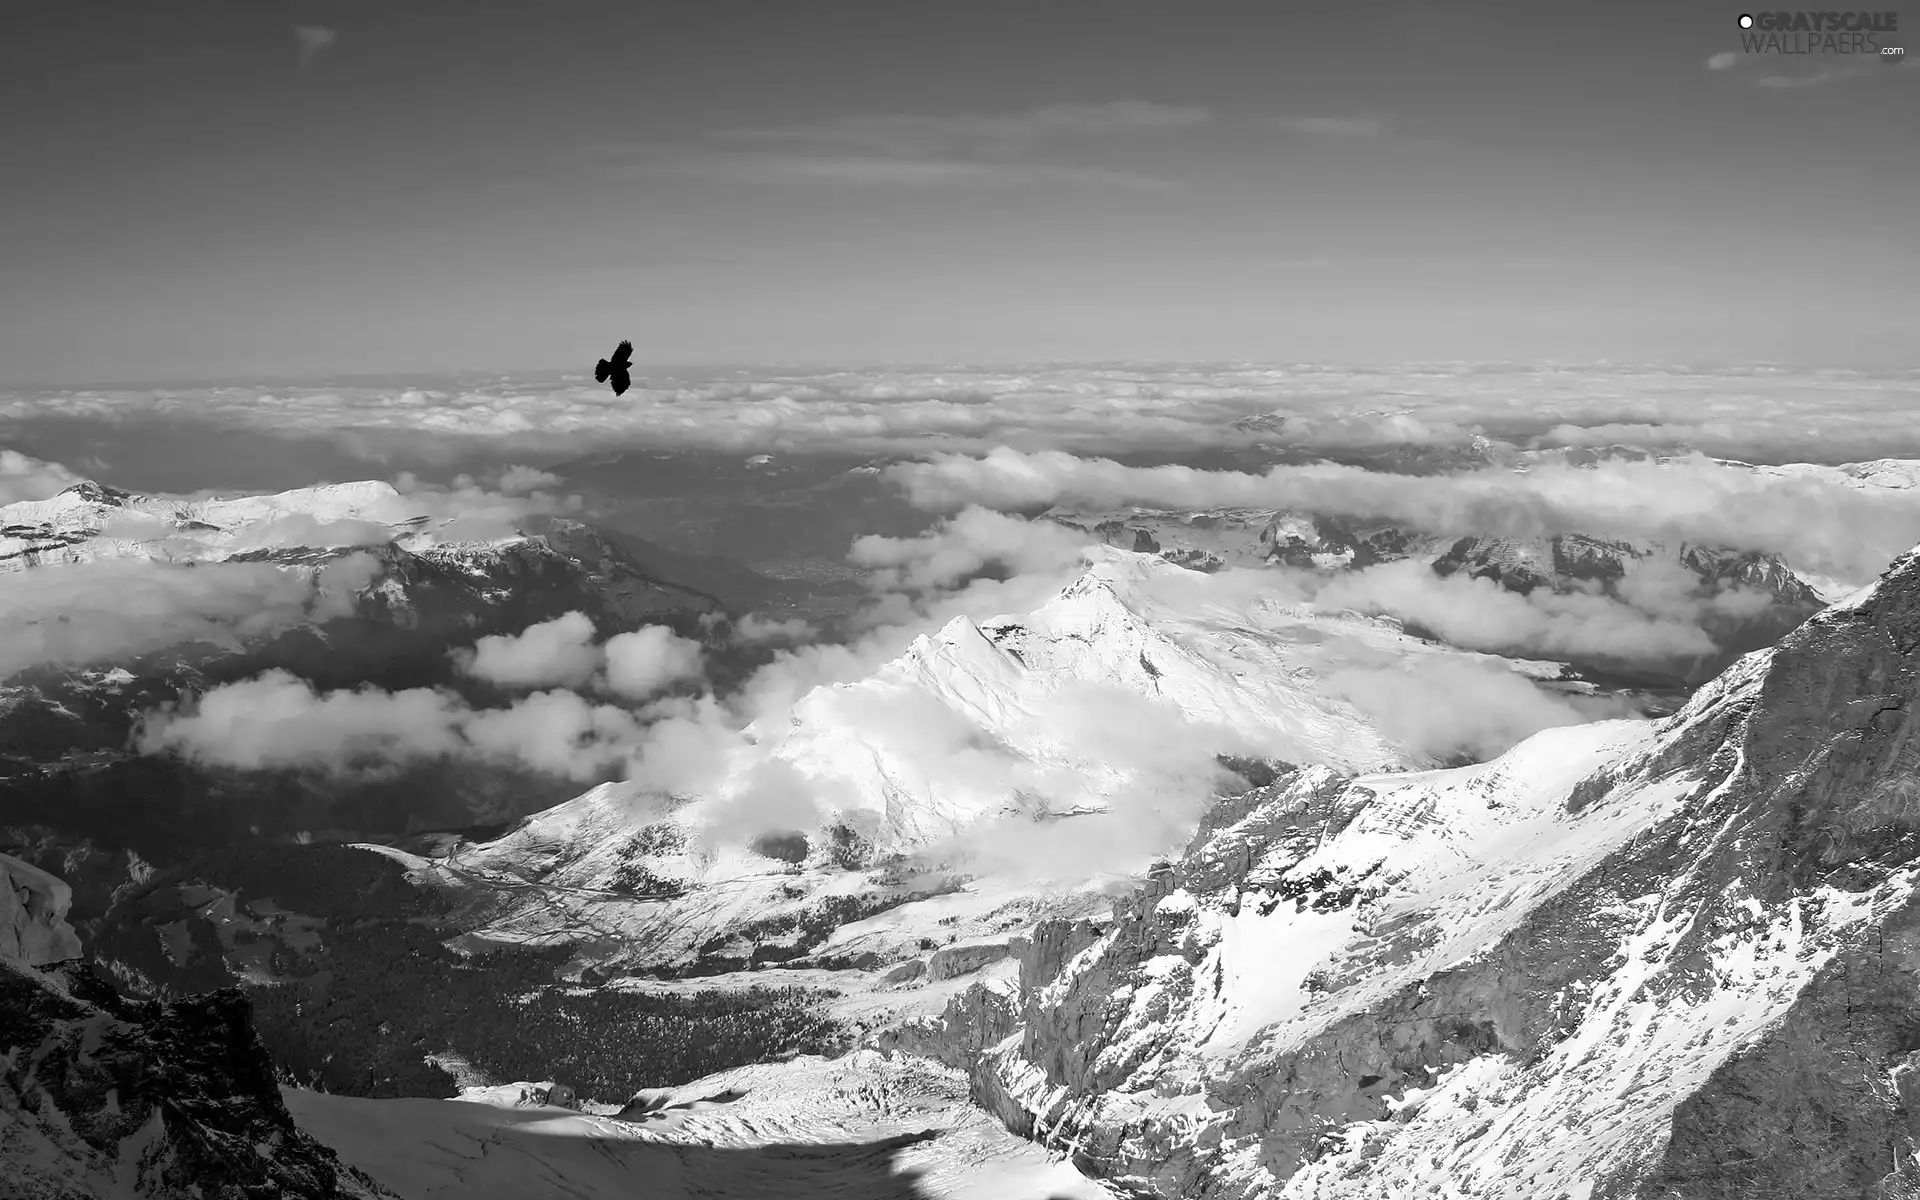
[[1, 479, 416, 569], [0, 477, 534, 571], [888, 543, 1920, 1198], [2, 850, 84, 967], [421, 547, 1578, 985], [752, 546, 1544, 840], [287, 1051, 1115, 1200]]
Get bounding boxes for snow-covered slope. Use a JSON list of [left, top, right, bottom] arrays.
[[0, 479, 444, 569], [430, 547, 1578, 982], [748, 546, 1567, 846], [892, 537, 1920, 1198], [1732, 456, 1920, 494], [289, 1051, 1112, 1200]]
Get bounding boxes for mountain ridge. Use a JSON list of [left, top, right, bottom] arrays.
[[887, 539, 1920, 1198]]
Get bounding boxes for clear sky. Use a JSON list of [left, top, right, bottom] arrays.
[[4, 0, 1915, 383]]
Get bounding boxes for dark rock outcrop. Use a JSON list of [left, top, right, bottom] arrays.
[[0, 857, 393, 1198]]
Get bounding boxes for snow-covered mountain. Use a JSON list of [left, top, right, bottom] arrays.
[[0, 479, 425, 569], [1733, 456, 1920, 494], [887, 544, 1920, 1198], [417, 545, 1584, 986], [751, 546, 1572, 838]]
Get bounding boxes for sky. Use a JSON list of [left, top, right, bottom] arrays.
[[3, 0, 1915, 384]]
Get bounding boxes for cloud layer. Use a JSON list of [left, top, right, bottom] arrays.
[[0, 449, 84, 506], [11, 363, 1915, 465], [1, 553, 379, 680], [889, 448, 1920, 583], [138, 670, 642, 781], [592, 100, 1389, 191], [1303, 557, 1759, 669]]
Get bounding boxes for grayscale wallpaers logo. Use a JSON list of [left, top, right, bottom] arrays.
[[1735, 11, 1906, 59]]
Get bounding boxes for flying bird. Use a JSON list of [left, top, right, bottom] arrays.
[[595, 339, 634, 396]]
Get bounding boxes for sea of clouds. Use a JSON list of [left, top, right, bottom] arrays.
[[6, 360, 1920, 880], [6, 362, 1919, 463]]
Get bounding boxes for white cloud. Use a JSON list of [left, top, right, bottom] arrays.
[[0, 552, 381, 679], [1705, 51, 1740, 70], [0, 449, 85, 505], [661, 153, 1183, 191], [603, 625, 706, 699], [225, 513, 396, 553], [10, 364, 1915, 465], [391, 471, 582, 540], [495, 465, 564, 494], [294, 24, 337, 69], [644, 102, 1389, 192], [1303, 557, 1757, 668], [461, 689, 644, 779], [1264, 114, 1391, 137], [139, 670, 465, 771], [848, 505, 1094, 595], [716, 102, 1217, 155], [137, 670, 643, 781], [613, 100, 1215, 192], [1756, 61, 1890, 88], [453, 612, 705, 698], [456, 611, 603, 689], [728, 613, 816, 644], [1325, 659, 1626, 764]]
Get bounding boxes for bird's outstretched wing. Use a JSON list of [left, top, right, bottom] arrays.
[[611, 339, 633, 368], [594, 358, 611, 383], [610, 369, 632, 397]]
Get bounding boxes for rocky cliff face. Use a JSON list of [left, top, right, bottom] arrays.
[[2, 851, 84, 967], [899, 549, 1920, 1198], [0, 855, 394, 1199]]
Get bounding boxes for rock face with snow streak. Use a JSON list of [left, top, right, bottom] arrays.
[[1, 851, 83, 966], [0, 863, 396, 1199], [898, 547, 1920, 1199]]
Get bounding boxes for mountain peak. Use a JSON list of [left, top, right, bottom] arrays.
[[54, 480, 132, 506]]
